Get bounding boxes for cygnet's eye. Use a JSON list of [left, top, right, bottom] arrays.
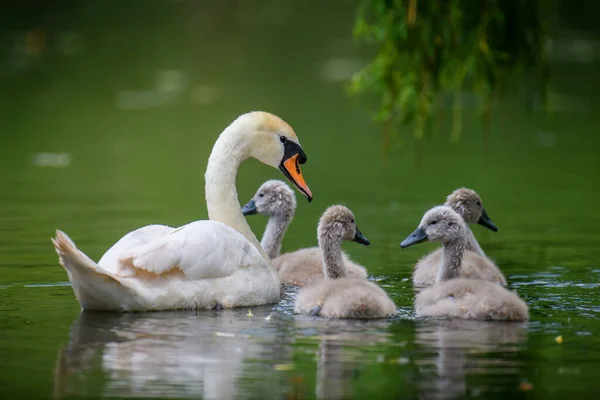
[[279, 135, 287, 143], [351, 219, 355, 224], [258, 193, 264, 198], [448, 221, 454, 227], [431, 220, 437, 225], [476, 201, 481, 206]]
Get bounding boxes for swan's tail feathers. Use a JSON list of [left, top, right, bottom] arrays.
[[52, 230, 117, 281], [51, 230, 127, 311]]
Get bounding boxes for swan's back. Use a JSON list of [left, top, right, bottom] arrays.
[[415, 278, 529, 321], [118, 220, 269, 280], [273, 247, 367, 286], [98, 224, 176, 273], [294, 277, 396, 319], [413, 249, 506, 287]]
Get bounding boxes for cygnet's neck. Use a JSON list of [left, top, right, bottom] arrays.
[[318, 228, 346, 279], [205, 119, 268, 259], [447, 203, 487, 258], [261, 212, 293, 260], [465, 227, 487, 258], [437, 229, 467, 282]]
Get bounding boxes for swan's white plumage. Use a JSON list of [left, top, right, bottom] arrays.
[[118, 221, 262, 280], [51, 111, 305, 312], [53, 222, 279, 311], [98, 224, 176, 275]]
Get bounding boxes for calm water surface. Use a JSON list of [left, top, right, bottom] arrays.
[[1, 1, 600, 399]]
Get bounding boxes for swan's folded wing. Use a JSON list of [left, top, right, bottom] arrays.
[[119, 221, 264, 280], [120, 234, 181, 276], [98, 224, 176, 274]]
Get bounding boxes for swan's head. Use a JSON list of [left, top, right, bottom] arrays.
[[400, 206, 466, 248], [238, 112, 312, 202], [318, 205, 370, 246], [445, 188, 497, 232], [241, 180, 296, 218]]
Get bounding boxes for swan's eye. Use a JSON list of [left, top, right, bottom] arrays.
[[258, 193, 264, 198], [279, 135, 287, 143]]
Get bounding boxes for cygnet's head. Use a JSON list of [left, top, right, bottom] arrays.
[[241, 180, 296, 219], [232, 112, 312, 201], [318, 205, 370, 246], [400, 206, 466, 248], [445, 187, 497, 232]]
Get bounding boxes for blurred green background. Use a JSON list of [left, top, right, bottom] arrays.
[[1, 1, 599, 399]]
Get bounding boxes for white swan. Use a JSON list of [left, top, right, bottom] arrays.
[[51, 111, 313, 312]]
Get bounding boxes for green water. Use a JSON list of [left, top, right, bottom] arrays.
[[1, 1, 600, 399]]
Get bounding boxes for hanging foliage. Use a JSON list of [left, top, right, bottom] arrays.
[[349, 0, 555, 157]]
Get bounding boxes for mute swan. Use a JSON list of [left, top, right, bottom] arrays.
[[241, 180, 367, 285], [401, 206, 528, 321], [413, 188, 506, 287], [294, 206, 396, 319], [51, 111, 313, 311]]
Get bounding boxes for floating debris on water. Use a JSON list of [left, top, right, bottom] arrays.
[[32, 152, 70, 167], [518, 382, 534, 391], [558, 367, 581, 375], [274, 364, 294, 371], [555, 335, 564, 344], [388, 357, 409, 365], [215, 332, 236, 338], [247, 309, 254, 317], [265, 313, 272, 321]]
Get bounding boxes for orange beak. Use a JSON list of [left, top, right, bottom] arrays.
[[280, 153, 313, 201]]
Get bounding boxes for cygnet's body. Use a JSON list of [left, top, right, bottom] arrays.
[[242, 181, 367, 285], [413, 188, 506, 287], [294, 206, 396, 319], [401, 206, 528, 321]]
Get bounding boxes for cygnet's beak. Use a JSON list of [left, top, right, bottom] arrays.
[[279, 141, 313, 202], [477, 209, 498, 232], [400, 227, 428, 248], [241, 199, 257, 216], [352, 226, 370, 246]]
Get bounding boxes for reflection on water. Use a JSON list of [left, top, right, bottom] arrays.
[[415, 320, 528, 399], [55, 308, 398, 400], [299, 318, 393, 400], [316, 339, 358, 400], [54, 307, 291, 399], [54, 308, 534, 400]]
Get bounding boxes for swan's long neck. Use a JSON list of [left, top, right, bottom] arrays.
[[261, 214, 292, 260], [437, 231, 466, 282], [205, 122, 268, 259], [319, 230, 346, 279], [465, 227, 486, 258]]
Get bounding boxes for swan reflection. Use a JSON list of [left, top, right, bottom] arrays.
[[54, 307, 292, 399], [53, 307, 526, 399]]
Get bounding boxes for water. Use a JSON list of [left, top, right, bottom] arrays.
[[1, 1, 600, 398]]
